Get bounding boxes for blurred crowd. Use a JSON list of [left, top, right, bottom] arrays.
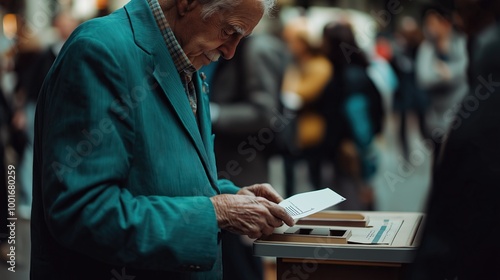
[[201, 2, 473, 278], [0, 0, 496, 279]]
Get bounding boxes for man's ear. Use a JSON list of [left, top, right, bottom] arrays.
[[176, 0, 199, 16]]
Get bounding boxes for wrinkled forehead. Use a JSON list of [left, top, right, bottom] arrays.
[[219, 0, 264, 32], [208, 0, 265, 17]]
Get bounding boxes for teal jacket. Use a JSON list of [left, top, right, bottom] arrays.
[[30, 0, 239, 279]]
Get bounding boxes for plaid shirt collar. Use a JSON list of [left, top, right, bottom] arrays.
[[147, 0, 196, 77]]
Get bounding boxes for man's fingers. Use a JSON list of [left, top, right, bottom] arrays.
[[236, 188, 255, 197], [257, 183, 284, 203], [248, 232, 261, 239], [262, 190, 283, 204], [282, 213, 295, 227], [243, 183, 284, 203], [217, 194, 294, 240], [261, 225, 275, 236], [266, 215, 284, 228], [266, 202, 295, 227]]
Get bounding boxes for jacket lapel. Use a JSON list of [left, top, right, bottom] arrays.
[[124, 0, 219, 193], [152, 59, 218, 192], [194, 73, 217, 174]]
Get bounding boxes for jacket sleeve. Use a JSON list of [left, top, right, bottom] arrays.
[[38, 36, 220, 271], [217, 179, 240, 194]]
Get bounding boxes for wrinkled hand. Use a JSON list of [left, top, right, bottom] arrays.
[[237, 183, 284, 204], [210, 194, 294, 239]]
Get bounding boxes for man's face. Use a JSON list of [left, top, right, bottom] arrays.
[[282, 28, 308, 58], [174, 0, 263, 70]]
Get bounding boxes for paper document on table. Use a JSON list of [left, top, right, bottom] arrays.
[[279, 188, 346, 219], [348, 219, 403, 245]]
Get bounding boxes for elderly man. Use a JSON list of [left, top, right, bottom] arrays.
[[30, 0, 293, 279]]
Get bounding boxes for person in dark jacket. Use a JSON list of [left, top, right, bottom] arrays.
[[409, 0, 500, 279], [321, 22, 385, 209]]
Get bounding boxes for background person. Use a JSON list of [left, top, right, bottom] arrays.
[[410, 0, 500, 279], [415, 3, 468, 150], [280, 16, 333, 198], [320, 22, 385, 210], [390, 16, 428, 160], [12, 9, 80, 220]]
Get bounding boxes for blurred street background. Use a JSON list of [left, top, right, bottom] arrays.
[[0, 0, 460, 279]]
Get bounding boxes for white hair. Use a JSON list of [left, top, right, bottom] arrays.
[[197, 0, 276, 20]]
